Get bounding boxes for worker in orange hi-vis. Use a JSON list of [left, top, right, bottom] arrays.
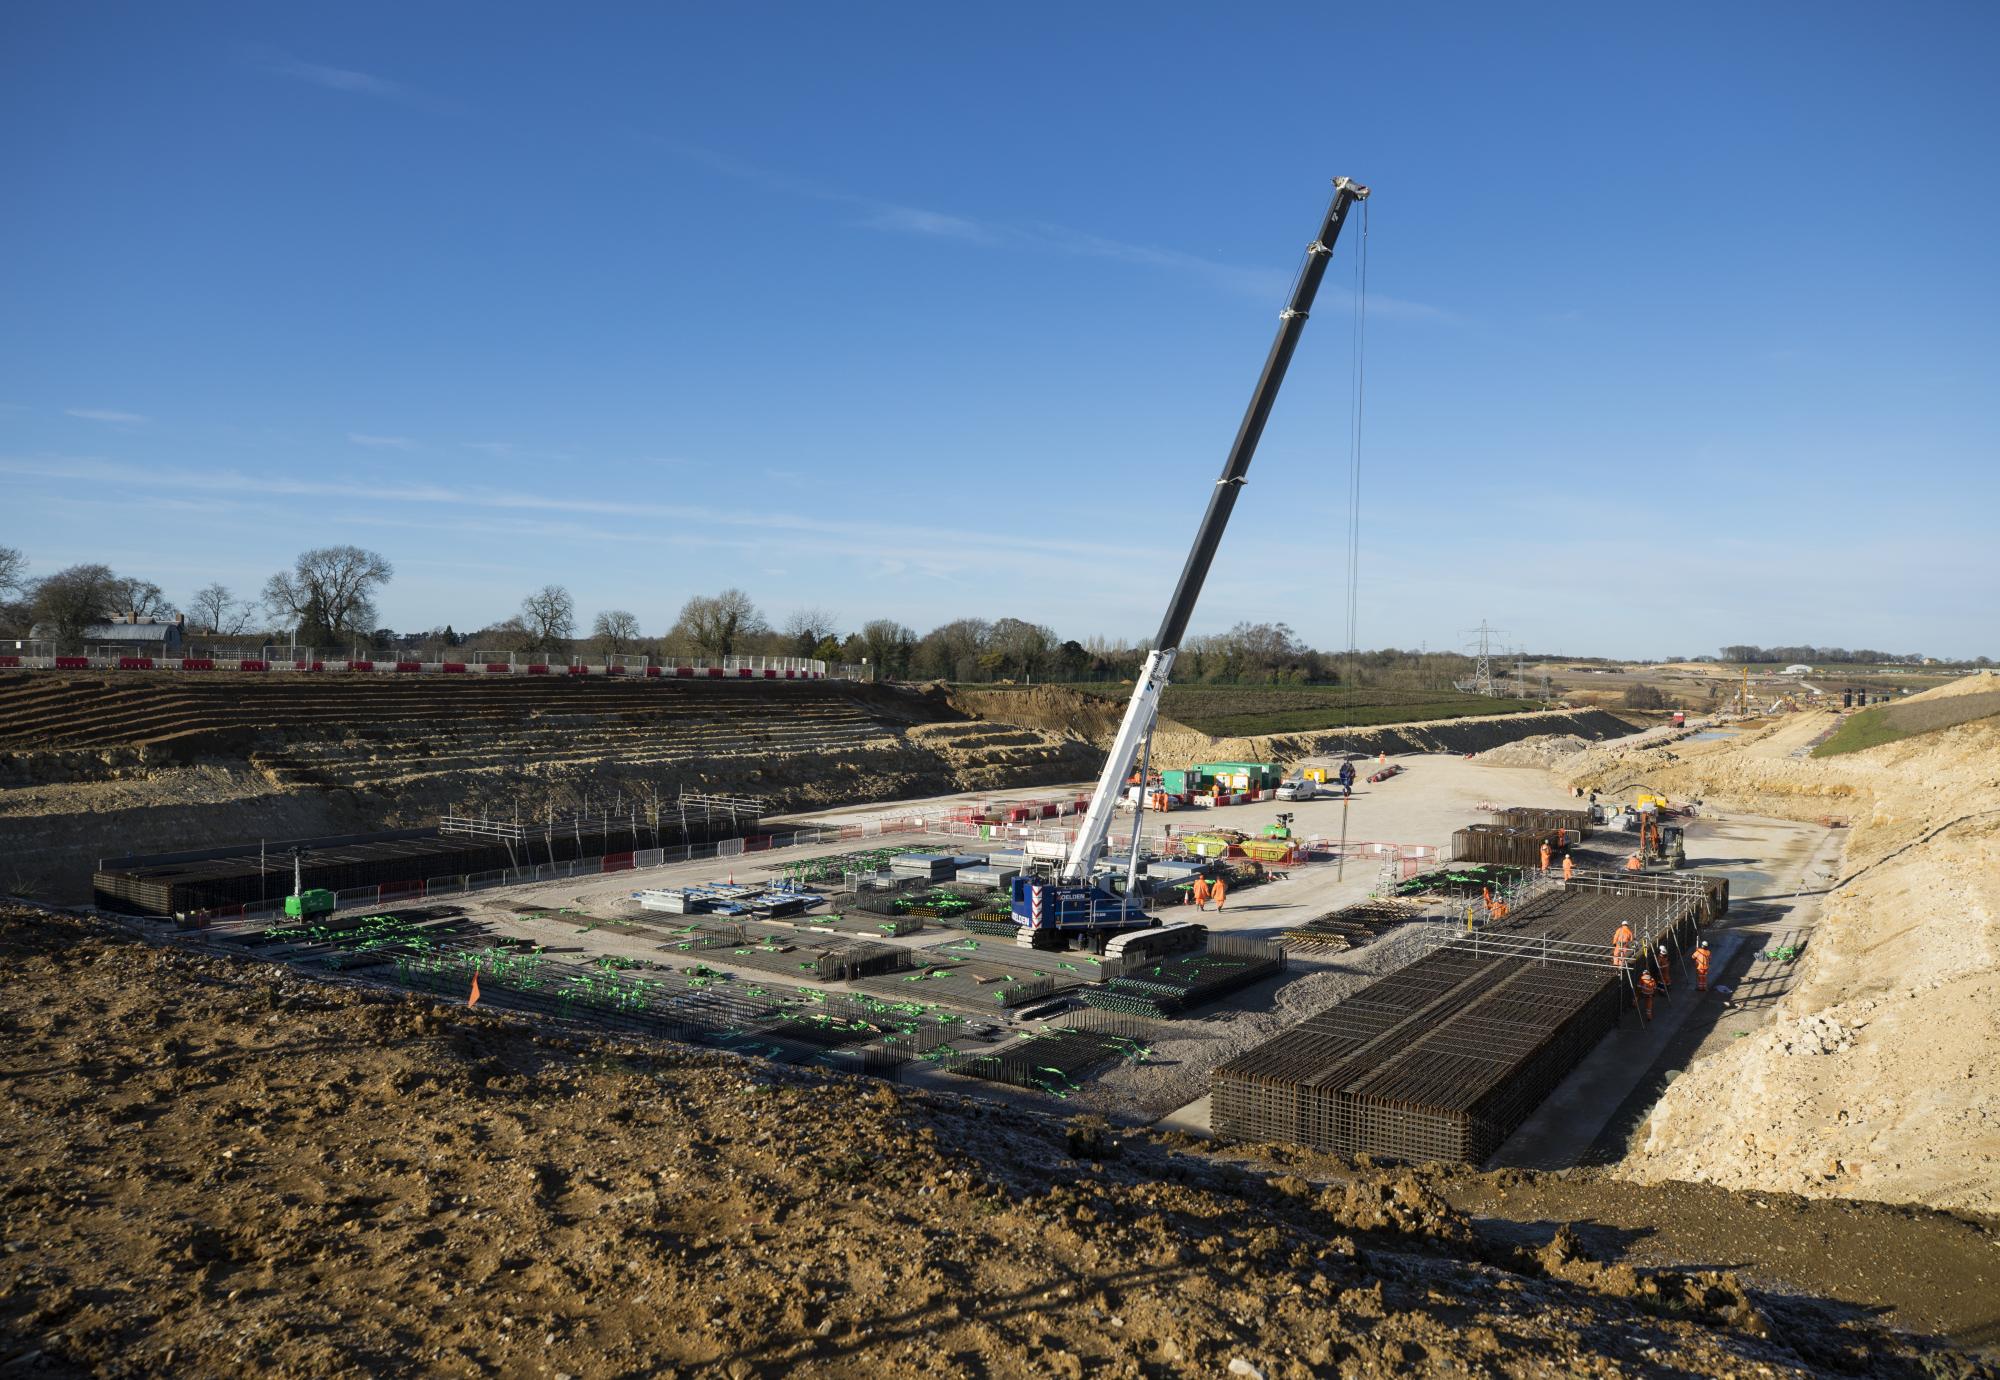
[[1655, 943, 1673, 988], [1693, 940, 1711, 991], [1636, 969, 1658, 1021], [1611, 921, 1634, 969], [1191, 876, 1212, 911], [1625, 852, 1644, 872], [468, 971, 481, 1008], [1482, 885, 1494, 910], [1539, 840, 1553, 872], [1491, 899, 1509, 920], [1562, 852, 1575, 882], [1212, 877, 1229, 911]]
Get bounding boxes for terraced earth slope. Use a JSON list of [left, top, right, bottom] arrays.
[[0, 673, 1100, 901]]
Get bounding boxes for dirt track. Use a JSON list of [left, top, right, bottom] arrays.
[[3, 907, 1994, 1377]]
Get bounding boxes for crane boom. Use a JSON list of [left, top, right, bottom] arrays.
[[1060, 178, 1370, 890]]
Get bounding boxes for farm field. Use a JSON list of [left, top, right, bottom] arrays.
[[1020, 682, 1542, 737]]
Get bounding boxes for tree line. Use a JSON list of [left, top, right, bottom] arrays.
[[0, 544, 1475, 683], [12, 542, 1984, 678], [1713, 644, 1989, 667]]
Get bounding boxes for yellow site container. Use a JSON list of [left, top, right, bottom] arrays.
[[1240, 839, 1293, 863], [1303, 766, 1329, 783]]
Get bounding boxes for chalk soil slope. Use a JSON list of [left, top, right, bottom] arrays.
[[1544, 676, 2000, 1215], [3, 908, 1991, 1378]]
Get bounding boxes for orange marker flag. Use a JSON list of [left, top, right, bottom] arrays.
[[468, 972, 481, 1008]]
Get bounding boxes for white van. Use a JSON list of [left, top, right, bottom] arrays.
[[1275, 777, 1319, 801]]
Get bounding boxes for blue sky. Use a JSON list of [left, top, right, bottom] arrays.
[[4, 3, 1995, 658]]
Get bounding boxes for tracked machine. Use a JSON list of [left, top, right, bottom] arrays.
[[1011, 177, 1370, 948]]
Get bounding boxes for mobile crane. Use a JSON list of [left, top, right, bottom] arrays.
[[1012, 177, 1370, 946]]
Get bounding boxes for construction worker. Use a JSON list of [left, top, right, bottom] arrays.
[[1378, 750, 1387, 767], [1611, 921, 1634, 969], [1212, 876, 1228, 911], [1693, 941, 1710, 991], [1562, 852, 1575, 883], [1655, 943, 1673, 988], [1540, 840, 1553, 873], [1624, 852, 1644, 873], [1482, 885, 1494, 912], [1636, 969, 1658, 1021], [1491, 898, 1509, 920], [1338, 760, 1355, 797], [1191, 876, 1212, 911]]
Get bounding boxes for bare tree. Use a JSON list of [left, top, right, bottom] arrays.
[[591, 608, 641, 656], [521, 585, 576, 653], [0, 546, 25, 598], [109, 576, 171, 621], [263, 546, 393, 640], [673, 588, 766, 658], [781, 606, 840, 658], [187, 582, 253, 635]]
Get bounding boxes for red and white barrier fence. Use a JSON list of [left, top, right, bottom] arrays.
[[2, 650, 832, 680]]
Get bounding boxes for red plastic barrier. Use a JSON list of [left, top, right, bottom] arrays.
[[644, 666, 663, 677], [566, 665, 588, 676], [744, 834, 773, 852], [762, 668, 777, 678], [117, 657, 155, 671], [605, 665, 627, 676], [526, 664, 549, 675], [601, 852, 635, 873], [349, 660, 375, 672], [0, 656, 19, 668], [441, 662, 468, 674], [395, 660, 421, 673], [706, 667, 724, 678], [1041, 803, 1059, 819], [238, 659, 268, 672], [55, 656, 89, 669], [737, 668, 753, 678], [675, 666, 694, 678], [485, 663, 511, 674]]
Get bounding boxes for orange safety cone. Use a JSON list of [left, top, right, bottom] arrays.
[[468, 972, 481, 1008]]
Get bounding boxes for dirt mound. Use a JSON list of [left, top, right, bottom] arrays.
[[1475, 733, 1594, 769], [3, 907, 1987, 1377], [943, 684, 1147, 743]]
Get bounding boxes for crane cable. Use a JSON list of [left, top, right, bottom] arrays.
[[1344, 196, 1370, 664]]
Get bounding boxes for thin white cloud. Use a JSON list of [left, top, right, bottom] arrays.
[[853, 205, 999, 245], [65, 408, 150, 424], [348, 432, 416, 450], [0, 456, 1150, 565], [252, 47, 407, 100], [650, 139, 1452, 316]]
